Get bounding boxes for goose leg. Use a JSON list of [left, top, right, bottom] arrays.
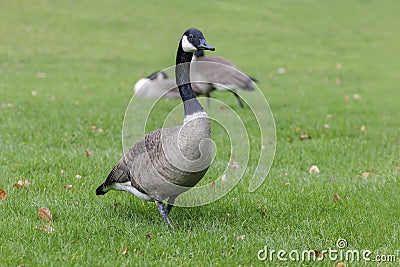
[[155, 200, 174, 229], [206, 92, 211, 107], [166, 195, 178, 215], [230, 90, 244, 108]]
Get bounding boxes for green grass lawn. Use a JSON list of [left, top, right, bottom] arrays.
[[1, 0, 399, 266]]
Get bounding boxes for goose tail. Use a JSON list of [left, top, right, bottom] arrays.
[[96, 183, 107, 195]]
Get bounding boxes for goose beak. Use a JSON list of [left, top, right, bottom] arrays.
[[197, 39, 215, 51]]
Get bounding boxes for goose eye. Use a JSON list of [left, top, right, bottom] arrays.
[[189, 34, 194, 40]]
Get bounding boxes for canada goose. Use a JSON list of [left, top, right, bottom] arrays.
[[191, 50, 257, 108], [96, 28, 215, 228], [134, 71, 180, 99]]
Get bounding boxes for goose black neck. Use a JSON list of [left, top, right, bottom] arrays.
[[176, 41, 204, 115]]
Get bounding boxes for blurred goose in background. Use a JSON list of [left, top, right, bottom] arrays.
[[191, 50, 257, 108], [97, 28, 215, 228], [134, 70, 180, 99]]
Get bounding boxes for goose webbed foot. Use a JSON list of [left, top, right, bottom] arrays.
[[155, 200, 174, 229]]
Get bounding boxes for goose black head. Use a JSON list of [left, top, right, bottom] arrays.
[[181, 28, 215, 53]]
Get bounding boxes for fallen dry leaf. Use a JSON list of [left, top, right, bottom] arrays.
[[326, 114, 333, 119], [75, 174, 82, 179], [360, 125, 366, 132], [138, 251, 144, 256], [37, 72, 47, 78], [309, 165, 320, 174], [210, 181, 215, 189], [146, 234, 153, 239], [221, 173, 227, 182], [295, 126, 302, 132], [362, 172, 370, 178], [333, 193, 340, 202], [261, 207, 266, 216], [1, 102, 13, 108], [85, 150, 90, 157], [63, 184, 73, 190], [236, 235, 246, 241], [14, 180, 31, 189], [337, 262, 346, 267], [0, 189, 7, 201], [60, 169, 65, 176], [31, 90, 38, 96], [36, 225, 55, 233], [230, 161, 239, 168], [353, 94, 361, 100], [299, 134, 311, 140], [122, 247, 129, 256], [226, 213, 233, 219], [38, 207, 52, 223], [277, 67, 287, 74], [284, 181, 291, 186], [324, 124, 330, 129]]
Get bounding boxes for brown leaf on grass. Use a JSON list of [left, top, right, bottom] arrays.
[[14, 180, 31, 189], [230, 161, 239, 169], [36, 225, 55, 233], [309, 165, 320, 174], [226, 213, 233, 219], [0, 189, 7, 201], [333, 193, 341, 202], [146, 234, 153, 239], [37, 72, 47, 78], [261, 207, 266, 216], [38, 207, 52, 223], [60, 169, 65, 176], [360, 125, 366, 132], [138, 251, 144, 256], [236, 234, 246, 241], [299, 134, 311, 140], [337, 262, 346, 267], [362, 172, 370, 178], [284, 181, 291, 186], [75, 174, 82, 179], [210, 181, 215, 189], [1, 102, 13, 108], [85, 150, 90, 157], [63, 184, 73, 190], [121, 247, 129, 256], [221, 173, 227, 182]]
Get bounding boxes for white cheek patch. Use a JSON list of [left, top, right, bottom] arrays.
[[134, 78, 150, 93], [182, 35, 197, 52]]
